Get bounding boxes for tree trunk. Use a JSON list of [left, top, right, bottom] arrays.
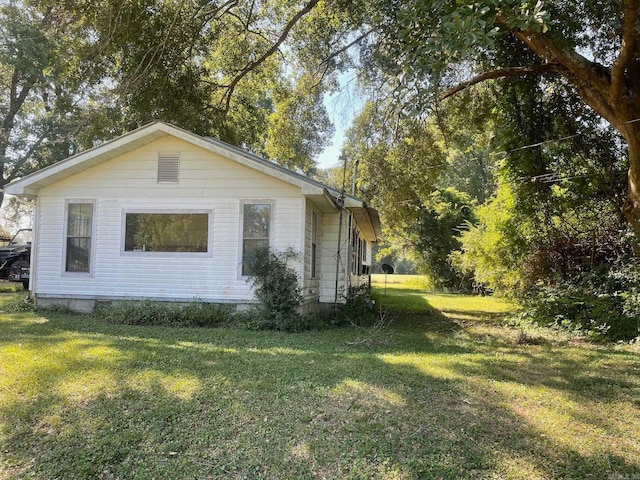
[[622, 131, 640, 255]]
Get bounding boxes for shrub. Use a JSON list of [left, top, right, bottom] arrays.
[[244, 247, 302, 316], [334, 284, 378, 327], [96, 300, 232, 327], [234, 307, 327, 332], [514, 263, 640, 341]]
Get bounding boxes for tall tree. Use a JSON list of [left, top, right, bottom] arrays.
[[344, 0, 640, 250], [0, 1, 108, 207], [1, 0, 348, 208]]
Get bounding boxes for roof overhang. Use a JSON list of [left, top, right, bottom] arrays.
[[5, 121, 328, 198], [349, 205, 383, 243]]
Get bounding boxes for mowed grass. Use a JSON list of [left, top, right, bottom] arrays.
[[1, 279, 639, 480]]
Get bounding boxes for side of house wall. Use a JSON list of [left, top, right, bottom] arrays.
[[301, 199, 322, 310], [318, 211, 351, 305], [33, 137, 304, 306]]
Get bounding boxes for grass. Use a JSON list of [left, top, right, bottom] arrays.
[[1, 279, 639, 479], [0, 281, 25, 293]]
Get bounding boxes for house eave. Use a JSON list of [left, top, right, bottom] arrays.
[[349, 205, 383, 243], [4, 121, 348, 199]]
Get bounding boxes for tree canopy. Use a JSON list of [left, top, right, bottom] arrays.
[[0, 0, 354, 206], [342, 0, 640, 248]]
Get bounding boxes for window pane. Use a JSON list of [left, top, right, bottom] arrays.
[[68, 203, 92, 237], [66, 237, 91, 272], [125, 213, 208, 252], [242, 239, 269, 276], [243, 204, 270, 239], [242, 204, 271, 275]]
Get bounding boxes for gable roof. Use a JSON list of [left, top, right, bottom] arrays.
[[5, 121, 382, 241]]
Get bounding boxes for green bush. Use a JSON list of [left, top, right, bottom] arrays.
[[244, 247, 302, 316], [96, 300, 232, 327], [514, 263, 640, 341], [334, 284, 377, 327]]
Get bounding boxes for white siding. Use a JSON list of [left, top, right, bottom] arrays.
[[302, 200, 322, 303], [34, 137, 304, 303], [318, 212, 351, 304]]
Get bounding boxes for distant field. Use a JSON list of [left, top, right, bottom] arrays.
[[371, 273, 433, 290]]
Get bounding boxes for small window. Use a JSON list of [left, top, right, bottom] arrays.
[[242, 203, 271, 275], [311, 211, 318, 278], [66, 203, 93, 272], [157, 153, 180, 183], [125, 213, 208, 252]]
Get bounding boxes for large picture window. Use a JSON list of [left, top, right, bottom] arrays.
[[242, 203, 271, 275], [66, 202, 93, 272], [125, 213, 209, 252]]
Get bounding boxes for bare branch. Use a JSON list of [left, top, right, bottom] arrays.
[[3, 71, 35, 131], [612, 0, 640, 103], [438, 63, 566, 100], [220, 0, 321, 113], [317, 28, 377, 71]]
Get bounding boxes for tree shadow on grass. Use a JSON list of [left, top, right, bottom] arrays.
[[1, 309, 639, 479]]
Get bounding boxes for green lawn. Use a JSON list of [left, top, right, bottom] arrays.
[[1, 281, 639, 479]]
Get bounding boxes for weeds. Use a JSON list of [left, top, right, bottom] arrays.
[[95, 299, 233, 327]]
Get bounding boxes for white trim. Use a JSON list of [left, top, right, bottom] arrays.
[[29, 196, 40, 294], [62, 199, 96, 277], [120, 209, 214, 257], [311, 209, 319, 279]]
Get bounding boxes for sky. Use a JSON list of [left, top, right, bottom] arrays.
[[315, 71, 363, 170]]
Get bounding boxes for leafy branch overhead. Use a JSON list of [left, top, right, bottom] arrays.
[[0, 0, 349, 206], [340, 0, 640, 250]]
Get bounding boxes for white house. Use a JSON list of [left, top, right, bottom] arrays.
[[5, 122, 382, 313]]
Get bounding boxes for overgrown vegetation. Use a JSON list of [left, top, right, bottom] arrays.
[[238, 247, 318, 332], [512, 264, 640, 342], [244, 248, 302, 317], [67, 248, 379, 334], [347, 49, 635, 341], [96, 300, 233, 328]]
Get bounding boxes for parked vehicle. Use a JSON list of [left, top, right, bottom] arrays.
[[0, 229, 32, 289]]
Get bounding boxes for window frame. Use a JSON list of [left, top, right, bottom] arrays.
[[63, 199, 96, 276], [239, 200, 273, 278], [120, 209, 213, 257]]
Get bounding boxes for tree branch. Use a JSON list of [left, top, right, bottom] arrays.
[[220, 0, 321, 113], [4, 134, 48, 183], [3, 70, 35, 131], [317, 27, 377, 71], [495, 14, 612, 96], [612, 0, 640, 104], [438, 63, 566, 100]]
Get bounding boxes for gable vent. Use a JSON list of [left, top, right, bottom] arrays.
[[157, 153, 180, 184]]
